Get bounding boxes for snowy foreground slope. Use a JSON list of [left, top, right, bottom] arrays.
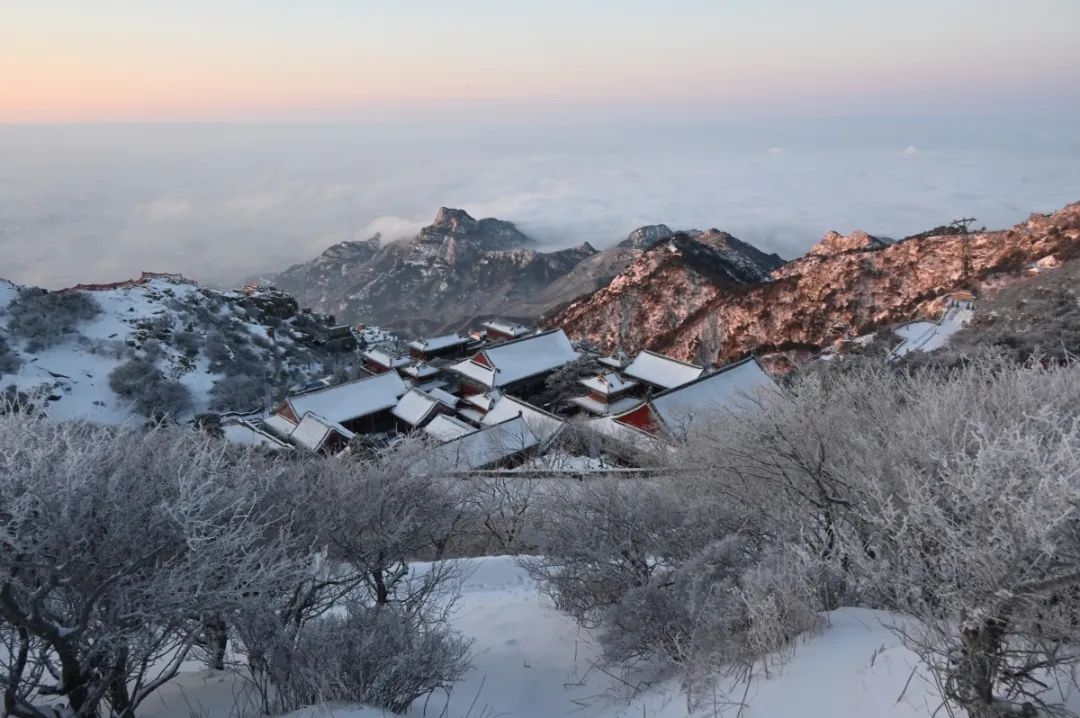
[[136, 557, 997, 718], [0, 275, 350, 423]]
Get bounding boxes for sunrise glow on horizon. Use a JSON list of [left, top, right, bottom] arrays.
[[4, 0, 1080, 123]]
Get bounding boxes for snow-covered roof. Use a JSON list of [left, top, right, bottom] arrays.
[[888, 306, 973, 359], [290, 412, 356, 452], [597, 351, 631, 370], [223, 420, 291, 449], [286, 371, 408, 425], [650, 357, 777, 433], [481, 395, 565, 446], [427, 387, 459, 408], [579, 372, 638, 396], [406, 333, 472, 352], [261, 413, 298, 437], [458, 408, 485, 424], [449, 329, 580, 389], [402, 362, 441, 379], [423, 414, 476, 442], [481, 320, 532, 337], [464, 391, 501, 411], [362, 347, 413, 369], [584, 414, 665, 453], [570, 394, 642, 416], [623, 350, 704, 390], [417, 378, 448, 392], [391, 388, 441, 427], [411, 416, 539, 475]]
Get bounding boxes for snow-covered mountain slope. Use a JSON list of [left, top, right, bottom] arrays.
[[258, 208, 784, 337], [139, 555, 1060, 718], [0, 274, 356, 424], [258, 207, 594, 336]]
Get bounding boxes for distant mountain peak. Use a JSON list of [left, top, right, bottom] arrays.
[[431, 207, 479, 234], [618, 224, 674, 250], [419, 208, 533, 251], [809, 229, 891, 257], [320, 234, 382, 261]]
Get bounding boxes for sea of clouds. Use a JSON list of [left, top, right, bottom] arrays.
[[1, 117, 1078, 288]]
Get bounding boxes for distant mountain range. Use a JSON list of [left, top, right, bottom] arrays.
[[256, 207, 784, 336], [258, 201, 1080, 370], [549, 201, 1080, 368], [6, 199, 1076, 427]]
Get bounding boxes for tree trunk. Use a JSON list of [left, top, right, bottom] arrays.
[[202, 614, 229, 671], [954, 616, 1007, 718]]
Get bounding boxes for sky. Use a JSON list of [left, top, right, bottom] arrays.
[[1, 2, 1079, 288], [5, 0, 1080, 122]]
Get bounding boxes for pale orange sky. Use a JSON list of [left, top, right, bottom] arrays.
[[4, 0, 1080, 122]]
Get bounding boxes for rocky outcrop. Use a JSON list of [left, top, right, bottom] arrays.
[[617, 224, 674, 250], [418, 207, 533, 250], [807, 229, 891, 258], [543, 231, 786, 361], [551, 201, 1080, 367], [260, 208, 596, 336]]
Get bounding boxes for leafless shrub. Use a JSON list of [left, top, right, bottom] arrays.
[[108, 357, 193, 418], [0, 333, 21, 374], [267, 602, 470, 714], [529, 355, 1080, 717], [4, 288, 101, 351], [0, 415, 302, 718], [229, 439, 473, 715]]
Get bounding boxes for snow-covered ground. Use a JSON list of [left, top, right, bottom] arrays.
[[0, 277, 341, 426], [889, 306, 974, 359], [139, 556, 967, 718], [0, 279, 206, 424]]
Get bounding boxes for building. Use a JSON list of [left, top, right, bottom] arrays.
[[569, 372, 641, 415], [597, 350, 631, 371], [401, 361, 442, 382], [582, 411, 667, 462], [391, 387, 456, 431], [481, 395, 566, 449], [622, 350, 705, 392], [288, 413, 356, 454], [410, 415, 540, 475], [406, 333, 475, 361], [481, 320, 533, 343], [423, 414, 476, 442], [613, 356, 777, 438], [222, 420, 292, 450], [273, 371, 409, 435], [362, 347, 414, 374], [449, 328, 580, 397]]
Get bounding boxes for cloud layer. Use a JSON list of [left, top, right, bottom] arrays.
[[1, 118, 1078, 289]]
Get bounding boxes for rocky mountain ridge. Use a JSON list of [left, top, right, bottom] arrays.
[[259, 208, 784, 336], [549, 201, 1080, 368]]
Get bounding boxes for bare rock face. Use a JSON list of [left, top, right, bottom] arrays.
[[544, 231, 787, 363], [618, 224, 674, 250], [694, 229, 784, 282], [551, 201, 1080, 366], [808, 229, 891, 257], [418, 207, 534, 250], [259, 208, 594, 335]]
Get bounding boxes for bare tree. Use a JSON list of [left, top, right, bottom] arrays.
[[0, 416, 302, 718], [229, 438, 473, 715]]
